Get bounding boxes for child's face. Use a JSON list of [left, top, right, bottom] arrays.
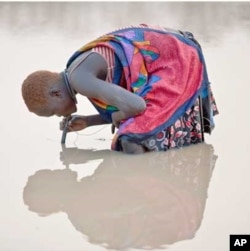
[[34, 92, 77, 117], [51, 98, 76, 117], [48, 93, 77, 117]]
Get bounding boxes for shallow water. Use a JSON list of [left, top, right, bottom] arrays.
[[1, 2, 250, 251]]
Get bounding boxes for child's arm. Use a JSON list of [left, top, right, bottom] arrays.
[[60, 114, 109, 132], [70, 52, 146, 126]]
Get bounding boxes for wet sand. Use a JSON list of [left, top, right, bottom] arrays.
[[1, 2, 250, 251]]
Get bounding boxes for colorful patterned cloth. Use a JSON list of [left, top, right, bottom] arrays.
[[66, 25, 218, 152]]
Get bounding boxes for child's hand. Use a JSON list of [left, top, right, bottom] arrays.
[[111, 111, 121, 129], [111, 111, 128, 129], [60, 115, 88, 132]]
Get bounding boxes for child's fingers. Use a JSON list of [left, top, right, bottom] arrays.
[[67, 126, 74, 132], [59, 116, 71, 131], [69, 115, 82, 123], [59, 120, 66, 130]]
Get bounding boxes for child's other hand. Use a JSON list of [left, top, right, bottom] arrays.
[[60, 115, 88, 132], [111, 111, 129, 129], [111, 111, 121, 129]]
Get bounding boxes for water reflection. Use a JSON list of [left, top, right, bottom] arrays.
[[23, 144, 217, 250]]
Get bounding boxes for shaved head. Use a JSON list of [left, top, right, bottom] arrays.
[[21, 70, 61, 113]]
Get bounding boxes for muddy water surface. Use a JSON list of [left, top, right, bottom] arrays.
[[1, 2, 250, 251]]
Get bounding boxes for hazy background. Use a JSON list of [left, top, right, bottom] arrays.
[[1, 2, 250, 251]]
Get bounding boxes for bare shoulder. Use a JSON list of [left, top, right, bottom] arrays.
[[68, 51, 107, 82], [67, 50, 110, 99]]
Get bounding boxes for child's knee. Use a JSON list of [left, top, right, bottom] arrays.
[[120, 138, 146, 154]]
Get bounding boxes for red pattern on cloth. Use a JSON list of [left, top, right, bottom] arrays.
[[92, 45, 218, 152]]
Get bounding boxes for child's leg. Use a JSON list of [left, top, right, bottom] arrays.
[[120, 138, 146, 154]]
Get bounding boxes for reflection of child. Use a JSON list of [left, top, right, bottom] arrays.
[[23, 144, 217, 249], [21, 24, 218, 153]]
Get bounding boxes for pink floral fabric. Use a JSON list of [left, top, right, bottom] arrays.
[[141, 90, 219, 151]]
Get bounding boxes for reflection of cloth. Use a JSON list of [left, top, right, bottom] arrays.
[[66, 24, 218, 151], [23, 143, 217, 250]]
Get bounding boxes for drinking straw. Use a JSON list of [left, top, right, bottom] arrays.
[[61, 117, 70, 144]]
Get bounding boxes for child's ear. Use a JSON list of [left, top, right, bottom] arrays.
[[49, 88, 61, 97]]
